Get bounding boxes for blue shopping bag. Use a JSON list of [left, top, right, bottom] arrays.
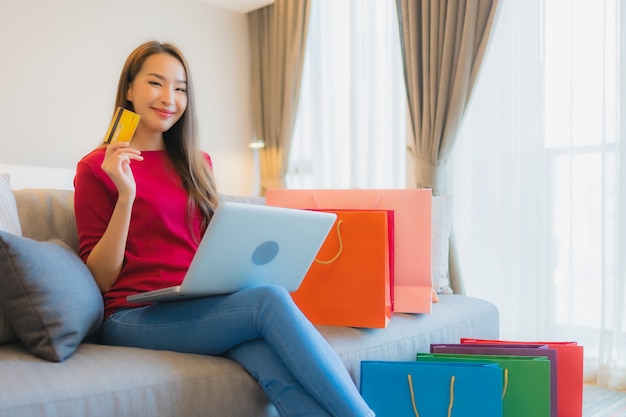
[[360, 360, 503, 417]]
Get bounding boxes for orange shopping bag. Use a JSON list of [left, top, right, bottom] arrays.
[[291, 210, 393, 328], [267, 188, 432, 313], [461, 338, 584, 417]]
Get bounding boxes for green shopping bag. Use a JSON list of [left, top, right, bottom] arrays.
[[360, 360, 503, 417], [417, 353, 550, 417], [430, 343, 557, 417]]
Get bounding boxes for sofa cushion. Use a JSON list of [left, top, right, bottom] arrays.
[[0, 232, 103, 362], [0, 173, 20, 344], [0, 343, 272, 417]]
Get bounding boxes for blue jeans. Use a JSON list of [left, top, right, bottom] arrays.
[[100, 285, 375, 417]]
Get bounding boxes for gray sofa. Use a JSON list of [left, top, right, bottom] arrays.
[[0, 188, 499, 417]]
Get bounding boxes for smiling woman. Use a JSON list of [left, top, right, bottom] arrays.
[[73, 40, 376, 417]]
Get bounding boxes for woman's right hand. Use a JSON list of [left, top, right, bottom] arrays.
[[101, 142, 144, 200]]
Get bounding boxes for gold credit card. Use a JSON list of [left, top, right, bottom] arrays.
[[104, 107, 141, 144]]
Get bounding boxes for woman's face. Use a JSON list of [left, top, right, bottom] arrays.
[[126, 53, 188, 137]]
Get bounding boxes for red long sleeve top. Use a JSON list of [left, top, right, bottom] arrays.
[[74, 147, 212, 318]]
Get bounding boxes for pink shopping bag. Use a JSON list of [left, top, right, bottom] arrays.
[[266, 188, 432, 313]]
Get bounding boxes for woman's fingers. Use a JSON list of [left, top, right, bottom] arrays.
[[101, 144, 144, 196], [103, 144, 143, 168], [105, 142, 142, 158]]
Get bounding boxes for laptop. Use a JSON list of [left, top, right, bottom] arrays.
[[126, 201, 337, 303]]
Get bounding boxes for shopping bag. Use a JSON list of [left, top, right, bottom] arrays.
[[461, 338, 583, 417], [417, 353, 550, 417], [360, 360, 503, 417], [431, 343, 558, 417], [266, 188, 432, 313], [291, 210, 393, 328]]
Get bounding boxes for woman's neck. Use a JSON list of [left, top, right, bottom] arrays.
[[130, 132, 165, 151]]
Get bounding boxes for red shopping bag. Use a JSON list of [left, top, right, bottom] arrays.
[[267, 188, 432, 313], [461, 338, 583, 417], [291, 210, 393, 328]]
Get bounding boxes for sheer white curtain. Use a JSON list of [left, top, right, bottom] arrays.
[[286, 0, 406, 189], [450, 0, 625, 389]]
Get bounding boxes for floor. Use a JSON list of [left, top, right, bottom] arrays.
[[583, 385, 626, 417]]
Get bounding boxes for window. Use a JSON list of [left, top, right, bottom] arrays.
[[544, 0, 619, 352], [450, 0, 624, 384], [287, 0, 406, 189]]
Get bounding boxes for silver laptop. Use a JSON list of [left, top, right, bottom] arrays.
[[126, 201, 336, 303]]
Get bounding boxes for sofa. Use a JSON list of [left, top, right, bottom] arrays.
[[0, 175, 499, 417]]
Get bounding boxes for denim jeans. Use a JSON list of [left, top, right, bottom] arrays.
[[100, 285, 375, 417]]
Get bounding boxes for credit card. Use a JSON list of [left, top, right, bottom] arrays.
[[104, 107, 141, 144]]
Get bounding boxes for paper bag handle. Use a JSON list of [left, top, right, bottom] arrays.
[[314, 220, 343, 264], [407, 374, 455, 417]]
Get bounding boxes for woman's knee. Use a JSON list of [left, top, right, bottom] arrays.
[[247, 284, 292, 304], [240, 285, 300, 315]]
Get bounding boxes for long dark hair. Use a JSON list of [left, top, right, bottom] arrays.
[[115, 41, 219, 234]]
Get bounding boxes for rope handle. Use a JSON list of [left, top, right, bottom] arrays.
[[502, 368, 509, 400], [406, 368, 507, 416], [407, 374, 456, 417], [308, 192, 382, 265], [314, 220, 344, 264]]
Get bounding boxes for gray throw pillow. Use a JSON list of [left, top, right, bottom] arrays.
[[0, 231, 103, 362], [0, 173, 21, 344]]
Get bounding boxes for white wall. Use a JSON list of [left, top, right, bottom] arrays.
[[0, 0, 256, 195]]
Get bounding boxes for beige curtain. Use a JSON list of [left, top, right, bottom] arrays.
[[248, 0, 311, 195], [396, 0, 499, 196]]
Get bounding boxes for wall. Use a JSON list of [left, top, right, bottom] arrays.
[[0, 0, 255, 195]]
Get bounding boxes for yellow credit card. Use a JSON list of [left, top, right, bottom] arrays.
[[104, 107, 141, 144]]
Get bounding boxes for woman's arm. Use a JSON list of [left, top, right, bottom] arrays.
[[85, 193, 134, 292], [76, 143, 143, 292]]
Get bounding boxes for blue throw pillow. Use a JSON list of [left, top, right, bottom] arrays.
[[0, 231, 103, 362]]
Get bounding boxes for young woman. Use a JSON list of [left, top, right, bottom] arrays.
[[73, 41, 375, 417]]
